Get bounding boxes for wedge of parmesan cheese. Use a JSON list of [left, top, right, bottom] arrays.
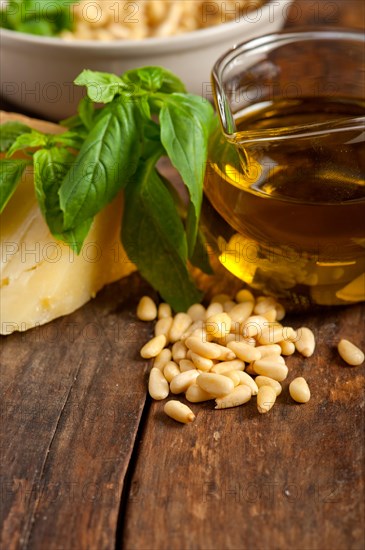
[[0, 112, 135, 335]]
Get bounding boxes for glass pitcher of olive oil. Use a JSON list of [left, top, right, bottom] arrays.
[[202, 30, 365, 309]]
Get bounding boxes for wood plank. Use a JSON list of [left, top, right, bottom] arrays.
[[0, 273, 154, 550], [121, 303, 365, 550]]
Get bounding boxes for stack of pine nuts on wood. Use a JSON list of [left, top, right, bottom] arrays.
[[136, 291, 364, 424]]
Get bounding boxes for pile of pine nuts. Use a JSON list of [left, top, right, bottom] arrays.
[[60, 0, 264, 41], [137, 291, 364, 424]]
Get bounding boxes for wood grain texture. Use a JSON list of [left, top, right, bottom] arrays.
[[0, 274, 155, 550], [121, 304, 365, 550]]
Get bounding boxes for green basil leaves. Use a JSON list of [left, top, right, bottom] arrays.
[[0, 66, 216, 309]]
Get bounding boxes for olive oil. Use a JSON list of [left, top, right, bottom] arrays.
[[202, 97, 365, 308]]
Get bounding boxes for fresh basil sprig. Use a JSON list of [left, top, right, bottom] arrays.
[[0, 66, 215, 311], [0, 0, 77, 36], [0, 121, 31, 152], [0, 159, 29, 213]]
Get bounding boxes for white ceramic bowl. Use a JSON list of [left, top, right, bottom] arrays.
[[0, 0, 292, 120]]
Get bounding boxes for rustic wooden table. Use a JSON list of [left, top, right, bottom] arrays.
[[1, 1, 364, 549]]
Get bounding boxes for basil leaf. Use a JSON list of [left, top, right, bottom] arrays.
[[78, 96, 95, 130], [189, 227, 213, 275], [0, 121, 31, 152], [34, 147, 73, 229], [74, 70, 126, 103], [122, 67, 165, 93], [122, 66, 186, 94], [158, 71, 187, 95], [1, 0, 77, 36], [159, 93, 214, 254], [0, 159, 28, 213], [17, 20, 53, 36], [50, 131, 84, 150], [137, 96, 152, 121], [7, 130, 49, 157], [122, 157, 202, 311], [59, 100, 140, 230], [60, 114, 82, 129], [34, 147, 92, 252]]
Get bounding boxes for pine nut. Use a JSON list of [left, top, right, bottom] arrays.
[[227, 341, 261, 363], [187, 303, 206, 322], [295, 327, 316, 357], [230, 321, 242, 335], [235, 289, 255, 303], [264, 354, 286, 365], [255, 376, 282, 396], [228, 301, 254, 324], [180, 320, 204, 340], [211, 360, 245, 374], [205, 312, 232, 339], [215, 333, 239, 346], [158, 302, 172, 319], [289, 377, 311, 403], [219, 334, 249, 345], [169, 313, 193, 343], [255, 344, 282, 358], [337, 339, 364, 366], [185, 337, 235, 361], [153, 348, 172, 371], [215, 384, 252, 409], [210, 293, 231, 304], [155, 317, 173, 341], [262, 308, 277, 322], [197, 373, 235, 397], [286, 329, 298, 342], [257, 385, 277, 413], [205, 302, 224, 318], [140, 335, 167, 359], [258, 325, 296, 345], [242, 315, 268, 338], [235, 371, 259, 395], [179, 359, 196, 372], [222, 370, 241, 386], [185, 384, 214, 403], [243, 337, 257, 347], [223, 332, 249, 347], [163, 361, 181, 383], [275, 303, 286, 321], [148, 367, 169, 400], [223, 300, 236, 313], [253, 359, 288, 381], [188, 328, 212, 342], [279, 340, 296, 356], [164, 400, 195, 424], [254, 296, 277, 315], [170, 370, 199, 394], [171, 341, 187, 362], [137, 296, 157, 321], [190, 352, 214, 372], [215, 346, 236, 361]]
